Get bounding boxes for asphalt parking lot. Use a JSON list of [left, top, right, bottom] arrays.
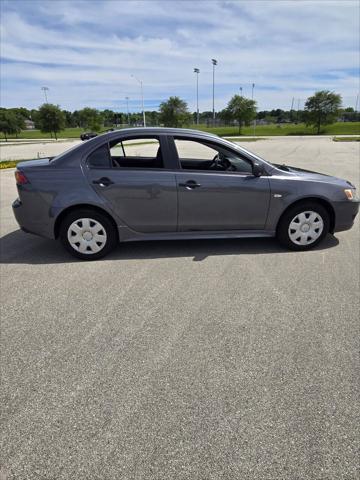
[[0, 137, 359, 479]]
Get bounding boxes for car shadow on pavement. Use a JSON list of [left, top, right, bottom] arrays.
[[0, 229, 340, 265]]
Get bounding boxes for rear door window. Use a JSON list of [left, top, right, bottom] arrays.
[[110, 137, 163, 169]]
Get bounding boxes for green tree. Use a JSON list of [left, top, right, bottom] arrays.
[[226, 95, 256, 133], [10, 107, 30, 121], [0, 109, 22, 141], [37, 104, 65, 140], [129, 112, 142, 126], [102, 109, 120, 127], [62, 110, 76, 128], [159, 96, 192, 127], [339, 107, 359, 122], [198, 110, 213, 124], [78, 108, 103, 132], [304, 90, 342, 134], [147, 111, 160, 126], [30, 109, 40, 127], [218, 108, 233, 126], [71, 110, 81, 127], [8, 109, 26, 138]]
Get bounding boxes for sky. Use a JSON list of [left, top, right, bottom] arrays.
[[0, 0, 359, 113]]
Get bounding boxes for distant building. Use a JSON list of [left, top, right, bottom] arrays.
[[24, 119, 35, 130]]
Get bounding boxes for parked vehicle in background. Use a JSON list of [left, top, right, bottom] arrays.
[[80, 132, 98, 141], [13, 128, 359, 260]]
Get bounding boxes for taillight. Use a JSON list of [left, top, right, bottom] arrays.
[[15, 171, 29, 185]]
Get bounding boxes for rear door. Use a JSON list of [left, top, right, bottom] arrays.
[[85, 135, 178, 233], [171, 137, 270, 231]]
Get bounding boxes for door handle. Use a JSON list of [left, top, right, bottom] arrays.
[[93, 177, 114, 187], [179, 180, 201, 189]]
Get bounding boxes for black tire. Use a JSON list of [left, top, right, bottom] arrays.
[[276, 202, 330, 251], [59, 209, 118, 260]]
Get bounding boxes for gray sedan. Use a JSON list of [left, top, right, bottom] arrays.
[[12, 128, 359, 260]]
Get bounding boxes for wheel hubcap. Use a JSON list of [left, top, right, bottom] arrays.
[[67, 218, 107, 254], [82, 231, 93, 241], [300, 223, 310, 233], [288, 211, 324, 246]]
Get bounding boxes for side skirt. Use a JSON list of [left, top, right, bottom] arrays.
[[118, 226, 275, 243]]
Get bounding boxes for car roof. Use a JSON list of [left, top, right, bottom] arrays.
[[95, 127, 219, 140]]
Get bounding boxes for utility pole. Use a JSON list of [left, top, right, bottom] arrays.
[[211, 59, 217, 123], [41, 86, 49, 103], [194, 68, 200, 125], [131, 75, 146, 127]]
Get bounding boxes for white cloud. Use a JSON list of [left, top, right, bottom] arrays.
[[1, 0, 359, 111]]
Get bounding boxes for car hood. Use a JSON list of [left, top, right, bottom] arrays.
[[273, 164, 355, 188]]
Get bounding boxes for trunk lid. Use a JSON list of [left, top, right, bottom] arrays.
[[16, 158, 52, 169]]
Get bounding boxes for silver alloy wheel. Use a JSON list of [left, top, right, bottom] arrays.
[[67, 218, 107, 254], [288, 210, 324, 246]]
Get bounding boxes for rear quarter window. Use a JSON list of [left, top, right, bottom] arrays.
[[87, 144, 111, 168]]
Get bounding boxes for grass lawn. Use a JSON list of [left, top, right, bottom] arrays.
[[333, 136, 360, 142], [0, 127, 84, 140], [0, 159, 32, 169], [0, 122, 359, 140], [194, 122, 360, 137], [222, 137, 264, 142]]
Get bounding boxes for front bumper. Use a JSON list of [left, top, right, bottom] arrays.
[[332, 200, 359, 233]]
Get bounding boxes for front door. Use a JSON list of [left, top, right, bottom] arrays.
[[172, 137, 270, 231]]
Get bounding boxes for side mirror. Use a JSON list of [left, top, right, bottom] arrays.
[[252, 162, 264, 177]]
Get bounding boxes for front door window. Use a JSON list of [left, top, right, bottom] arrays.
[[174, 138, 253, 174]]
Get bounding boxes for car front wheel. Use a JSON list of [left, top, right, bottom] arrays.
[[60, 209, 117, 260], [277, 202, 330, 250]]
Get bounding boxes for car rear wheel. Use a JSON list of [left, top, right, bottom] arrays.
[[277, 202, 330, 250], [60, 209, 117, 260]]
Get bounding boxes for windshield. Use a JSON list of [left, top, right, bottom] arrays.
[[220, 138, 275, 168]]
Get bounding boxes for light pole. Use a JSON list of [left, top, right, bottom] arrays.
[[125, 96, 130, 125], [194, 68, 200, 125], [239, 86, 243, 96], [297, 98, 300, 123], [131, 74, 146, 127], [211, 59, 217, 123], [252, 83, 256, 136], [290, 97, 295, 123], [41, 86, 49, 103]]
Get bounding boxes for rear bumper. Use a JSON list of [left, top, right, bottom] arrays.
[[332, 200, 359, 233], [12, 198, 55, 239]]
